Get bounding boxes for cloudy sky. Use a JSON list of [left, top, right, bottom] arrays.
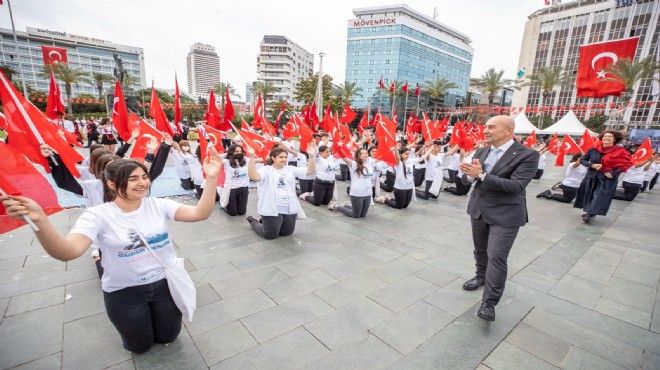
[[1, 0, 547, 98]]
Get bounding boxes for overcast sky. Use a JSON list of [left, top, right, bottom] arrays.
[[1, 0, 546, 99]]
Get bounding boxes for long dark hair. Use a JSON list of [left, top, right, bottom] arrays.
[[226, 144, 246, 168], [102, 159, 150, 202], [94, 154, 119, 183], [599, 130, 624, 144], [354, 148, 368, 176], [89, 148, 113, 176], [399, 147, 410, 179]]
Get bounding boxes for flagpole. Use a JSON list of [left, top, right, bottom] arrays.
[[7, 0, 28, 98], [403, 89, 409, 134], [416, 87, 421, 116]]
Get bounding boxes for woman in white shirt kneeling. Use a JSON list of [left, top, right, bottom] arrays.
[[246, 144, 316, 239], [330, 148, 374, 218]]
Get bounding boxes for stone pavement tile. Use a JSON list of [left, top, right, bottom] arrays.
[[613, 260, 660, 288], [241, 294, 334, 343], [602, 277, 656, 313], [582, 247, 623, 267], [0, 255, 25, 272], [210, 327, 329, 370], [422, 255, 475, 280], [9, 352, 61, 370], [643, 351, 660, 370], [653, 292, 660, 335], [511, 269, 558, 292], [514, 235, 556, 257], [301, 334, 402, 370], [320, 254, 383, 280], [483, 341, 559, 370], [413, 267, 457, 288], [475, 365, 493, 370], [192, 320, 257, 367], [389, 297, 532, 370], [562, 347, 626, 370], [0, 297, 8, 323], [523, 253, 575, 282], [62, 312, 131, 369], [5, 286, 64, 317], [507, 248, 541, 271], [423, 279, 483, 317], [293, 251, 344, 268], [362, 245, 404, 263], [210, 266, 289, 298], [549, 274, 604, 309], [133, 328, 207, 370], [505, 323, 571, 367], [370, 301, 455, 355], [230, 248, 298, 273], [275, 258, 318, 276], [0, 265, 97, 300], [595, 298, 652, 329], [522, 308, 643, 369], [195, 283, 221, 307], [106, 359, 136, 370], [304, 297, 393, 350], [506, 281, 660, 356], [0, 304, 63, 369], [23, 253, 62, 267], [261, 269, 337, 303], [180, 244, 256, 270], [64, 279, 105, 322], [567, 259, 617, 284], [196, 262, 242, 284], [367, 257, 429, 284], [367, 275, 438, 313], [313, 272, 388, 309]]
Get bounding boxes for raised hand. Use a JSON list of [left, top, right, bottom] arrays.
[[202, 147, 222, 178], [146, 137, 158, 153], [0, 195, 45, 223], [163, 133, 174, 146]]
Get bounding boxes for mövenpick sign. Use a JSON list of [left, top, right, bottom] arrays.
[[352, 18, 397, 28]]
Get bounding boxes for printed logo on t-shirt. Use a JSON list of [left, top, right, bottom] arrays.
[[325, 165, 334, 173], [232, 169, 247, 180], [277, 176, 286, 189], [117, 229, 170, 259]]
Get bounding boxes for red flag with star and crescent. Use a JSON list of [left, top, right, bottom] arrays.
[[205, 90, 221, 129], [631, 137, 653, 165], [173, 76, 182, 135], [546, 133, 559, 155], [112, 80, 131, 142], [41, 46, 68, 65], [340, 103, 356, 124], [402, 82, 409, 94], [45, 70, 66, 120], [128, 112, 164, 161], [554, 135, 581, 166], [576, 37, 639, 98], [523, 131, 537, 147], [577, 129, 594, 153], [150, 86, 175, 137]]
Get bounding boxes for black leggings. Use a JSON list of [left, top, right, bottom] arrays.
[[337, 195, 371, 218], [298, 179, 314, 195], [413, 168, 426, 187], [444, 169, 457, 183], [104, 279, 182, 354], [336, 163, 351, 181], [385, 188, 413, 209], [613, 181, 641, 201], [650, 173, 659, 190], [180, 178, 193, 190], [225, 187, 249, 216], [444, 179, 472, 196], [416, 180, 438, 200], [249, 213, 297, 240], [306, 180, 334, 206], [380, 172, 395, 192], [194, 185, 219, 201], [547, 185, 578, 203]]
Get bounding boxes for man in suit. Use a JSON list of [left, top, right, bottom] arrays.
[[459, 115, 539, 321]]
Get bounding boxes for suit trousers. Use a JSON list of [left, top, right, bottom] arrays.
[[470, 217, 520, 306]]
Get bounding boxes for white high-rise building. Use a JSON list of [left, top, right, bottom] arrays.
[[186, 42, 220, 99], [256, 35, 314, 107]]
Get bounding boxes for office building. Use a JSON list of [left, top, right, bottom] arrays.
[[187, 42, 220, 99], [513, 0, 660, 127], [0, 26, 145, 95], [345, 4, 473, 111]]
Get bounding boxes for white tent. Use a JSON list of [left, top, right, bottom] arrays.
[[513, 112, 540, 134], [540, 111, 596, 136]]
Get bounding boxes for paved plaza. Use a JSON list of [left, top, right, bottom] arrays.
[[0, 162, 659, 370]]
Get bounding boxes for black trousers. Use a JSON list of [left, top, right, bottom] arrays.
[[249, 213, 297, 240], [613, 181, 641, 201], [298, 179, 314, 195], [470, 217, 520, 307], [385, 188, 413, 209], [547, 184, 578, 203], [444, 169, 457, 183], [380, 172, 395, 192], [649, 173, 659, 190], [104, 279, 182, 353], [336, 163, 351, 181], [225, 187, 249, 216], [194, 185, 219, 201], [444, 180, 472, 196], [337, 195, 371, 218], [180, 178, 193, 190], [413, 168, 426, 187], [416, 180, 438, 200], [533, 169, 544, 179], [306, 180, 334, 206], [640, 180, 649, 193]]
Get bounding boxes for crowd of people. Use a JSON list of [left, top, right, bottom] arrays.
[[2, 113, 658, 352]]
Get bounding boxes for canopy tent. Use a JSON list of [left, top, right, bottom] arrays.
[[540, 111, 596, 136], [513, 112, 541, 134]]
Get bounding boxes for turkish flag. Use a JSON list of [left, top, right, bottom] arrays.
[[546, 133, 559, 155], [358, 111, 369, 135], [555, 135, 581, 166], [524, 131, 537, 147], [340, 103, 356, 124], [295, 114, 314, 152], [0, 70, 83, 177], [230, 122, 274, 161], [330, 118, 352, 159], [41, 46, 68, 65], [150, 87, 175, 137], [112, 80, 131, 142], [0, 142, 62, 234], [577, 129, 594, 152], [128, 112, 163, 161], [220, 88, 234, 131], [421, 113, 442, 141], [261, 116, 276, 137], [309, 101, 320, 131], [173, 77, 182, 135], [196, 127, 226, 186], [281, 116, 299, 140], [373, 113, 397, 166], [301, 104, 310, 126], [576, 37, 639, 98], [378, 77, 385, 89], [437, 116, 449, 134], [204, 90, 221, 129], [389, 82, 396, 93], [631, 137, 653, 164], [275, 101, 287, 128], [45, 70, 66, 120], [402, 82, 409, 93], [198, 124, 225, 154], [415, 84, 421, 96], [253, 95, 264, 129]]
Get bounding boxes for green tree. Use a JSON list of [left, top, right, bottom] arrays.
[[294, 73, 342, 114], [213, 82, 241, 120], [268, 97, 295, 126], [333, 81, 363, 106], [91, 72, 115, 99], [518, 66, 572, 129], [252, 81, 276, 103], [470, 68, 512, 120], [41, 64, 92, 116], [122, 74, 140, 90], [0, 64, 17, 81], [425, 77, 458, 120], [584, 114, 608, 132]]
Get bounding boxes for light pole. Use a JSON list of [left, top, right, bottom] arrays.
[[316, 52, 324, 120], [7, 0, 28, 98]]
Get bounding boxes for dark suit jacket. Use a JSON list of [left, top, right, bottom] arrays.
[[462, 141, 539, 227]]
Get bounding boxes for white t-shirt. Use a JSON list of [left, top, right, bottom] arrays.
[[425, 153, 445, 181], [296, 153, 316, 180], [80, 179, 104, 208], [350, 158, 375, 197], [223, 158, 250, 189], [394, 159, 414, 190], [188, 156, 204, 186], [538, 153, 547, 170], [315, 156, 338, 182], [373, 161, 388, 187], [457, 152, 476, 177], [448, 153, 461, 171], [644, 163, 657, 181], [257, 165, 307, 216], [77, 165, 96, 181], [70, 197, 181, 293], [623, 166, 645, 185], [562, 163, 588, 188], [171, 150, 193, 179]]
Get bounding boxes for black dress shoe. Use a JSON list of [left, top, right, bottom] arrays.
[[582, 213, 591, 224], [477, 303, 495, 321], [463, 276, 486, 291]]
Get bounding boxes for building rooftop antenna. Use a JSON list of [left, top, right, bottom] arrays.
[[433, 6, 438, 20]]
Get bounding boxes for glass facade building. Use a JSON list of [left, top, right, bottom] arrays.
[[345, 5, 473, 111], [0, 26, 145, 95], [513, 0, 660, 128]]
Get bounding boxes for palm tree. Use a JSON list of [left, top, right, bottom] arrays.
[[333, 81, 363, 106], [41, 64, 92, 116], [519, 66, 573, 129], [121, 74, 140, 90], [91, 72, 114, 99], [603, 56, 659, 130], [252, 81, 276, 103], [268, 97, 294, 126], [0, 64, 18, 81], [213, 82, 242, 120], [425, 77, 459, 120], [470, 68, 512, 120]]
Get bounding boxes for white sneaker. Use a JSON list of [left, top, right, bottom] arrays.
[[327, 201, 338, 211], [341, 201, 351, 207], [299, 192, 310, 200]]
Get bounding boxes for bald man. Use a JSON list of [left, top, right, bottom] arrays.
[[459, 116, 539, 321]]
